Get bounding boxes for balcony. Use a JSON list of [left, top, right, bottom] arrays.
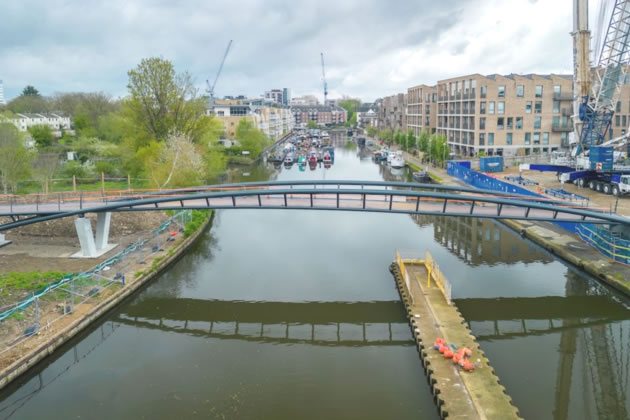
[[561, 108, 573, 117], [552, 123, 573, 132], [554, 92, 573, 101]]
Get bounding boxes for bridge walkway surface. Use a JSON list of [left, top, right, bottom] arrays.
[[391, 253, 521, 419]]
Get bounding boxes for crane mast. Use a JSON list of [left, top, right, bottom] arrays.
[[206, 40, 233, 111], [321, 52, 328, 105], [573, 0, 630, 156]]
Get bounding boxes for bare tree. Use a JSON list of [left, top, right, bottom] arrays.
[[32, 152, 60, 193]]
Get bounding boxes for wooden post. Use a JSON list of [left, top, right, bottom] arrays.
[[73, 175, 77, 192], [127, 174, 131, 191], [101, 172, 105, 194]]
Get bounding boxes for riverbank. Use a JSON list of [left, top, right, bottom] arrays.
[[0, 211, 214, 391], [396, 148, 630, 296]]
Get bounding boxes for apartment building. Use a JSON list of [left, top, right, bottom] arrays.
[[290, 95, 319, 106], [212, 99, 293, 140], [291, 105, 347, 126], [8, 112, 72, 132], [407, 84, 437, 136], [377, 93, 407, 132], [436, 74, 573, 157]]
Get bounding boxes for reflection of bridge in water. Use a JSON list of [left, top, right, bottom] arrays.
[[114, 298, 414, 347]]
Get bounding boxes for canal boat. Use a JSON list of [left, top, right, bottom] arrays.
[[323, 151, 332, 163], [308, 154, 317, 164], [297, 156, 307, 166], [412, 171, 430, 182], [284, 152, 295, 164], [390, 151, 405, 169]]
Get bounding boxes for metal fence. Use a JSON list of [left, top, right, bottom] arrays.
[[395, 249, 452, 304], [576, 224, 630, 265], [0, 210, 192, 356]]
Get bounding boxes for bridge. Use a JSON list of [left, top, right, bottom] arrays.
[[0, 180, 627, 257]]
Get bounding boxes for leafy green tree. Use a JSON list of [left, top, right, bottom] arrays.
[[28, 125, 55, 147], [406, 130, 416, 150], [0, 123, 32, 193], [307, 120, 319, 129], [418, 130, 430, 153], [22, 86, 40, 96], [365, 125, 377, 137], [236, 119, 269, 158], [62, 161, 87, 178], [378, 128, 393, 145], [7, 95, 50, 114], [339, 99, 361, 124], [126, 57, 206, 141]]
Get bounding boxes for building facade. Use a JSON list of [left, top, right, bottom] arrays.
[[436, 74, 573, 157], [407, 84, 437, 136], [9, 113, 72, 132], [291, 105, 347, 126], [0, 80, 5, 106], [212, 99, 293, 140], [377, 93, 407, 133], [357, 103, 378, 128], [290, 95, 320, 106]]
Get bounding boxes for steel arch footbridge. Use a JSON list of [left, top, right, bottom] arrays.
[[1, 180, 628, 232]]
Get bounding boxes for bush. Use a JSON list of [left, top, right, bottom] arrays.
[[62, 161, 87, 179], [184, 210, 211, 237], [94, 160, 118, 177]]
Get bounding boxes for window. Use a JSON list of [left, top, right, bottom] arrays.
[[506, 133, 513, 145], [535, 101, 542, 113], [498, 86, 505, 98], [507, 117, 513, 129], [534, 116, 541, 129], [497, 117, 504, 129], [516, 117, 523, 129], [533, 132, 540, 145], [553, 116, 560, 126], [617, 102, 622, 112], [489, 101, 495, 114], [624, 115, 628, 128], [488, 133, 494, 145], [517, 85, 524, 97], [535, 85, 543, 98], [526, 101, 532, 113], [553, 85, 561, 95], [543, 132, 549, 145], [525, 132, 531, 145], [480, 102, 486, 114], [480, 117, 486, 130], [498, 101, 505, 114], [553, 101, 560, 113], [625, 73, 630, 84], [481, 85, 487, 98], [217, 111, 225, 116], [479, 133, 485, 145]]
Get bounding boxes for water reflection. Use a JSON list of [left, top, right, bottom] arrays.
[[411, 215, 553, 266]]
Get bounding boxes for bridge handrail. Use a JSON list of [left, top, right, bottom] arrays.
[[1, 187, 627, 231]]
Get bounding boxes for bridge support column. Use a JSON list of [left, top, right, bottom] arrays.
[[0, 233, 11, 248], [72, 212, 117, 258]]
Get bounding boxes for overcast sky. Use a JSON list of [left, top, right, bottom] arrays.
[[0, 0, 574, 103]]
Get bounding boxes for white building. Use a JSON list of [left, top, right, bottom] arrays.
[[290, 95, 319, 106], [0, 80, 5, 106], [11, 113, 72, 132]]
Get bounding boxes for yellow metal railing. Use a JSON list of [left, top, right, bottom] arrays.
[[395, 249, 452, 305]]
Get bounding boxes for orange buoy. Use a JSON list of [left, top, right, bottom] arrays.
[[439, 345, 448, 354], [460, 347, 472, 357], [452, 354, 461, 364], [463, 360, 475, 371], [458, 357, 466, 367], [444, 350, 454, 358]]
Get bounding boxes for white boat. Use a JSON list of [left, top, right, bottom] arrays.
[[390, 151, 405, 169], [284, 153, 295, 164]]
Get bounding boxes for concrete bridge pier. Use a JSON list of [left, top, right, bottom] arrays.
[[0, 233, 10, 248], [72, 212, 117, 258]]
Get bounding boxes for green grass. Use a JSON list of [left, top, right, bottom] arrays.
[[406, 161, 423, 172], [428, 173, 443, 183], [184, 210, 212, 238], [0, 271, 70, 296]]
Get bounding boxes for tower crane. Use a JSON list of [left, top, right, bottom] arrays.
[[206, 40, 233, 111], [321, 52, 328, 105], [572, 0, 630, 157]]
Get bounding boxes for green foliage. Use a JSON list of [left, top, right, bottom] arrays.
[[22, 85, 40, 96], [0, 123, 32, 193], [28, 125, 55, 147], [306, 120, 319, 129], [425, 134, 450, 164], [0, 271, 69, 296], [339, 99, 361, 124], [418, 130, 430, 153], [235, 118, 270, 158], [126, 57, 206, 141], [406, 130, 416, 150], [378, 128, 393, 145], [94, 160, 118, 177], [62, 161, 87, 178], [184, 210, 211, 237], [7, 95, 50, 114], [365, 125, 377, 137], [477, 151, 487, 157]]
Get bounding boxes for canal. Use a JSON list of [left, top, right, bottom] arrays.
[[0, 136, 628, 419]]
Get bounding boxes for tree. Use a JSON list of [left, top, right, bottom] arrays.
[[418, 130, 430, 153], [307, 120, 319, 129], [22, 86, 40, 96], [378, 128, 393, 145], [28, 125, 55, 147], [339, 99, 361, 124], [7, 95, 50, 114], [406, 130, 416, 151], [32, 152, 60, 193], [236, 118, 270, 158], [145, 133, 204, 188], [0, 123, 32, 194], [126, 57, 206, 141], [365, 125, 377, 137]]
